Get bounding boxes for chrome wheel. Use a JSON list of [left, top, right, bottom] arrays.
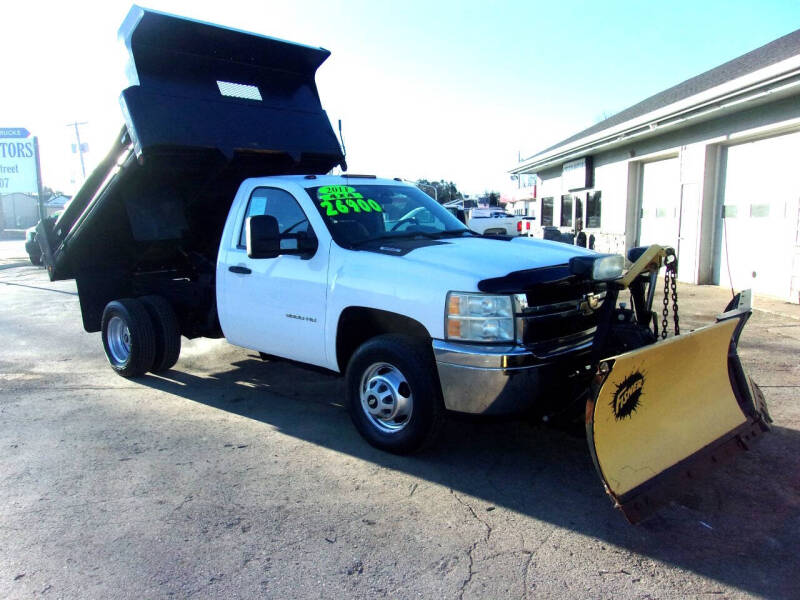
[[360, 362, 413, 433], [106, 316, 132, 365]]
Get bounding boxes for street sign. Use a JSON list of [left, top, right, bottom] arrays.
[[0, 128, 38, 194], [0, 127, 31, 138]]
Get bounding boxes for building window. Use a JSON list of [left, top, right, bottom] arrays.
[[541, 197, 554, 226], [586, 191, 602, 228], [560, 195, 573, 227]]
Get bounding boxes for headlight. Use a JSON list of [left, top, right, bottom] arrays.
[[569, 254, 624, 281], [446, 292, 514, 342]]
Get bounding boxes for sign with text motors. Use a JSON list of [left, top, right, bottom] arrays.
[[0, 128, 38, 195]]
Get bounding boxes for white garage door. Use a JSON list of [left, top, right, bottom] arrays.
[[639, 156, 703, 283], [719, 131, 800, 302], [639, 158, 680, 248], [639, 157, 697, 280]]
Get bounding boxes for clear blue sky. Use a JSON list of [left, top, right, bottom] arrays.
[[4, 0, 799, 195]]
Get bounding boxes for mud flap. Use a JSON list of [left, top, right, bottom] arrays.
[[586, 311, 771, 523]]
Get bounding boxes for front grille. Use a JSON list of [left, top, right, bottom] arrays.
[[525, 277, 605, 306], [517, 277, 605, 353], [521, 310, 598, 345]]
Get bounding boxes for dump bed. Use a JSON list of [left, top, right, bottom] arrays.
[[40, 5, 345, 283]]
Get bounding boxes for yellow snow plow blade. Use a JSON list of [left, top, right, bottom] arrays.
[[587, 310, 770, 523]]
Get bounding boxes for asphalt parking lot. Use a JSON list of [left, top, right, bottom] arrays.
[[1, 237, 799, 599]]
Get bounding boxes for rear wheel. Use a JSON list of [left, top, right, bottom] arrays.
[[139, 295, 181, 372], [346, 334, 445, 454], [101, 299, 156, 377]]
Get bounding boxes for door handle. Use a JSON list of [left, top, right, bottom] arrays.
[[228, 265, 252, 275]]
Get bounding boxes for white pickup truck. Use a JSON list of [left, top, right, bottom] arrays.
[[42, 7, 614, 455], [91, 173, 616, 455], [38, 6, 770, 522], [467, 209, 522, 236]]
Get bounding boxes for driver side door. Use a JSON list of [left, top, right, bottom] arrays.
[[219, 186, 329, 367]]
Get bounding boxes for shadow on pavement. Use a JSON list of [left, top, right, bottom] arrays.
[[141, 356, 800, 599]]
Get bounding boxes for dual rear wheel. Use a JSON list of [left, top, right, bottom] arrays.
[[101, 296, 181, 377]]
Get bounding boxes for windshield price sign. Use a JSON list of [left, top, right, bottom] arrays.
[[0, 128, 37, 194], [317, 185, 382, 216]]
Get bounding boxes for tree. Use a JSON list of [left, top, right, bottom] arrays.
[[479, 191, 500, 207], [40, 186, 66, 202], [416, 179, 462, 204]]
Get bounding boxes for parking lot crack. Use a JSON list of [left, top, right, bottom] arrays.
[[458, 540, 479, 600], [450, 490, 491, 542], [521, 549, 534, 600]]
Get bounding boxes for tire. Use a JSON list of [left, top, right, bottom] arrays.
[[139, 295, 181, 372], [29, 253, 42, 266], [101, 298, 157, 377], [345, 334, 445, 454]]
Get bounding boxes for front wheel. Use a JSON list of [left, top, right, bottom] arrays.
[[345, 335, 445, 454]]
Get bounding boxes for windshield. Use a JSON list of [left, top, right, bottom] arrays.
[[306, 183, 471, 247]]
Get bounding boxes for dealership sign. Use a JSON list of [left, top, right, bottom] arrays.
[[0, 127, 38, 194], [562, 157, 594, 191]]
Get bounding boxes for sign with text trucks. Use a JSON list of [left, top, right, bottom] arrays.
[[0, 127, 37, 194]]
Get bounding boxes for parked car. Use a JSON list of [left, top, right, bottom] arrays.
[[24, 226, 42, 265], [467, 209, 522, 236], [516, 216, 537, 236]]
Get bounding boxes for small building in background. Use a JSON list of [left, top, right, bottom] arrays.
[[1, 192, 39, 229], [510, 29, 800, 303], [501, 174, 538, 216], [45, 194, 72, 217]]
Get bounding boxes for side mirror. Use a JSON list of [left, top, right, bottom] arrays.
[[294, 233, 318, 258], [246, 215, 319, 259], [246, 215, 280, 259]]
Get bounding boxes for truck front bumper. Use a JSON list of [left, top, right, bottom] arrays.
[[432, 339, 584, 415]]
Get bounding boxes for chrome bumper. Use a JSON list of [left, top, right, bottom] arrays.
[[432, 340, 555, 415]]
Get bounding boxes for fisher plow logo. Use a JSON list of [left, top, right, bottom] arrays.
[[611, 370, 645, 420]]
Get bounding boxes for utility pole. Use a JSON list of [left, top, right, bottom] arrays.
[[67, 121, 88, 180]]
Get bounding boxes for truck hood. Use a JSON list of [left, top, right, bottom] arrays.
[[389, 236, 596, 281]]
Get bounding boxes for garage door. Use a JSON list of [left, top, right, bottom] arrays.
[[639, 158, 679, 249], [718, 131, 800, 302]]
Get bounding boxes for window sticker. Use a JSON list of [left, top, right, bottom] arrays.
[[317, 185, 383, 216]]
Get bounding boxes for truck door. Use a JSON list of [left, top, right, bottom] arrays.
[[218, 186, 328, 367]]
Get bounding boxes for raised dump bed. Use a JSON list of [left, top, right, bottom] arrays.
[[38, 5, 345, 334]]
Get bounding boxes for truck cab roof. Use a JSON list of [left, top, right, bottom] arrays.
[[242, 174, 413, 191]]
